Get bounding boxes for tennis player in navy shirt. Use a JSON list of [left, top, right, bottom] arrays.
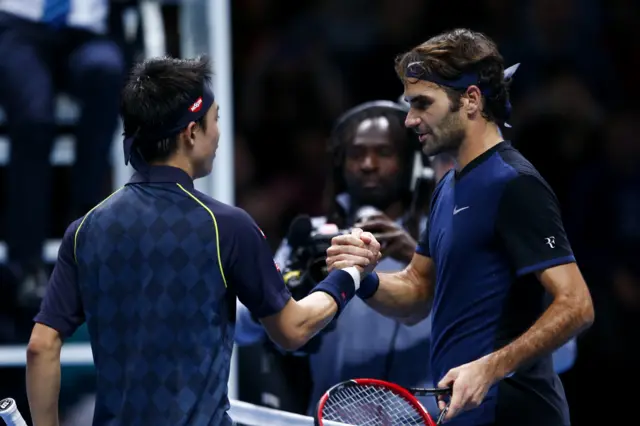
[[24, 56, 378, 426], [327, 29, 594, 426]]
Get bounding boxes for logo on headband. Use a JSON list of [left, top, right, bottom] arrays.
[[189, 97, 203, 113]]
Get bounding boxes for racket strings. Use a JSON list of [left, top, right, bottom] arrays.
[[322, 385, 427, 426]]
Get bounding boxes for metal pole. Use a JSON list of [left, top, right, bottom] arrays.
[[202, 0, 234, 205], [205, 0, 237, 400]]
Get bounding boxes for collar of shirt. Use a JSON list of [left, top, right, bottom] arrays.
[[128, 165, 194, 190]]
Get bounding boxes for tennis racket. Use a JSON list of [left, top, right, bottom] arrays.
[[0, 398, 27, 426], [314, 378, 451, 426]]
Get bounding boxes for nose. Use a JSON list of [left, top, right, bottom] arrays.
[[361, 154, 378, 172], [405, 112, 420, 129]]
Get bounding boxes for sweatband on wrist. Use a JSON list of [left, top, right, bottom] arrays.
[[341, 267, 361, 291], [357, 272, 380, 299], [309, 269, 358, 315]]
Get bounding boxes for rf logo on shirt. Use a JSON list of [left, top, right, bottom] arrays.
[[545, 236, 556, 248]]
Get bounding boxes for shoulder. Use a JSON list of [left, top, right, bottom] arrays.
[[74, 187, 129, 233], [57, 217, 85, 261], [191, 190, 264, 237], [497, 144, 556, 197], [479, 142, 554, 197], [65, 217, 85, 236], [495, 143, 545, 182]]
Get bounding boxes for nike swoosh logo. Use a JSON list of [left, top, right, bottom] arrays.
[[453, 206, 470, 215]]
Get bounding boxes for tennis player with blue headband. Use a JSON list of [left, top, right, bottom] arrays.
[[325, 29, 593, 426]]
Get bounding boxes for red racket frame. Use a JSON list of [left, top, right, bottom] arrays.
[[315, 378, 440, 426]]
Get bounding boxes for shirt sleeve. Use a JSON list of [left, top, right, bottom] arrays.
[[227, 210, 291, 319], [496, 174, 576, 276], [415, 221, 430, 257], [34, 219, 85, 338], [234, 299, 267, 346]]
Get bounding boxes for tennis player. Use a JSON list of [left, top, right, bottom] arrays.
[[327, 29, 594, 426], [25, 56, 379, 426]]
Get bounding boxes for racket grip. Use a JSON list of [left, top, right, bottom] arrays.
[[410, 386, 452, 396], [0, 398, 28, 426]]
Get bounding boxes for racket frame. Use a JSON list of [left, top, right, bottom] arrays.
[[315, 378, 450, 426]]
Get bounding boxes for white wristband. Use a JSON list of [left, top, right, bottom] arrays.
[[341, 266, 361, 291]]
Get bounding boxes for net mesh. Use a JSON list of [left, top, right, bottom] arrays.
[[320, 384, 429, 426]]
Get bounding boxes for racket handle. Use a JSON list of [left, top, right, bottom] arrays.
[[409, 386, 452, 397], [0, 398, 28, 426]]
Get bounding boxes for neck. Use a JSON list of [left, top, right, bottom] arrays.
[[383, 200, 405, 221], [455, 121, 504, 171], [150, 156, 195, 179]]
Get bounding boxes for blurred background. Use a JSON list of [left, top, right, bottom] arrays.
[[0, 0, 638, 425]]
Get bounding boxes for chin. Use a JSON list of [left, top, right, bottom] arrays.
[[422, 137, 462, 157], [422, 143, 448, 157], [193, 166, 211, 180]]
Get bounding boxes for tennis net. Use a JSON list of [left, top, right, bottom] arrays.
[[0, 344, 351, 426]]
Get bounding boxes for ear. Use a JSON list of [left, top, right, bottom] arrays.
[[184, 121, 198, 147], [464, 85, 482, 116]]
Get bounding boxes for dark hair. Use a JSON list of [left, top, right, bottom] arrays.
[[395, 29, 511, 124], [327, 103, 419, 228], [331, 105, 415, 171], [120, 55, 212, 163]]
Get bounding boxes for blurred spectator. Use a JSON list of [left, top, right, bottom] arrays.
[[506, 0, 614, 100], [0, 0, 124, 318], [566, 111, 640, 276], [511, 66, 604, 206], [236, 101, 440, 416]]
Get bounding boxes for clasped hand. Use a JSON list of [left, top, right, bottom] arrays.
[[326, 228, 382, 274]]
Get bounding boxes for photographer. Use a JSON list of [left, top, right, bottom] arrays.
[[236, 100, 446, 416]]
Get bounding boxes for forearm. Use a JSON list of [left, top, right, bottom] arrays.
[[366, 269, 432, 324], [294, 291, 339, 341], [487, 295, 593, 380], [263, 292, 337, 351], [26, 349, 61, 426]]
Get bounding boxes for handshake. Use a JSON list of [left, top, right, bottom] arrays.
[[325, 228, 382, 276]]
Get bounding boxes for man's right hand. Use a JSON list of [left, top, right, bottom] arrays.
[[326, 228, 381, 274]]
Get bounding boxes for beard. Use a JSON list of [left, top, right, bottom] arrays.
[[420, 109, 466, 157], [345, 175, 405, 211]]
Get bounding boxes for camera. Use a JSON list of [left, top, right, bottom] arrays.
[[282, 216, 350, 300], [282, 206, 382, 300]]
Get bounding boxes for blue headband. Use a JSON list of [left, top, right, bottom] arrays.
[[405, 62, 520, 127], [123, 84, 215, 169]]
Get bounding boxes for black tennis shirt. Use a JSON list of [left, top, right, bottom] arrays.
[[417, 141, 574, 426]]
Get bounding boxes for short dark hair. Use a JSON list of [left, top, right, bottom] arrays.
[[332, 106, 414, 165], [395, 29, 510, 124], [120, 55, 212, 163]]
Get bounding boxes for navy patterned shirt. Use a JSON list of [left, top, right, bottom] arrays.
[[35, 166, 291, 426]]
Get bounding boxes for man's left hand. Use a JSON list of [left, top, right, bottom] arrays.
[[437, 356, 499, 422], [358, 213, 416, 263]]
